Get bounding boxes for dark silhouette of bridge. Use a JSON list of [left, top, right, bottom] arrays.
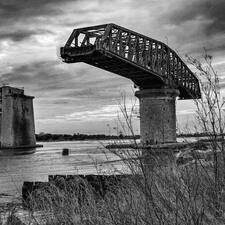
[[61, 23, 201, 144], [61, 23, 200, 99]]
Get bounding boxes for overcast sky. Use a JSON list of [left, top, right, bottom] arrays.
[[0, 0, 225, 134]]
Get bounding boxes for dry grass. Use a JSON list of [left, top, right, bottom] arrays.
[[2, 146, 225, 225], [4, 149, 223, 225]]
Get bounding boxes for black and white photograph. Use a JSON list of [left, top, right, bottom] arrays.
[[0, 0, 225, 224]]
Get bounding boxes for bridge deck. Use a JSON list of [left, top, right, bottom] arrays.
[[61, 23, 201, 99]]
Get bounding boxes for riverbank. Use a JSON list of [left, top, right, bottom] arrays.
[[1, 138, 224, 224]]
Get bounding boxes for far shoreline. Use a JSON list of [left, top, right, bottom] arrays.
[[36, 132, 221, 142]]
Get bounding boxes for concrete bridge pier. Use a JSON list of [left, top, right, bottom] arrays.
[[135, 88, 180, 145], [0, 86, 41, 153]]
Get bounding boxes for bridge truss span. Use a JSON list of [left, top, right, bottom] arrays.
[[61, 23, 201, 99]]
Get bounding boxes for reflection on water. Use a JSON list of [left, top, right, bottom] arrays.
[[0, 148, 36, 156]]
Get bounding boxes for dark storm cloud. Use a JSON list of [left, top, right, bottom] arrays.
[[0, 0, 77, 24], [168, 0, 225, 36], [0, 61, 70, 91], [0, 60, 131, 100], [0, 29, 52, 42]]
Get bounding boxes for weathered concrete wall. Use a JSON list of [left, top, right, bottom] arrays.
[[135, 89, 179, 144], [13, 96, 36, 147], [1, 93, 14, 147], [0, 90, 2, 140], [0, 87, 36, 148]]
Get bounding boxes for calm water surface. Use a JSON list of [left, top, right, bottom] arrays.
[[0, 140, 126, 203], [0, 137, 198, 203]]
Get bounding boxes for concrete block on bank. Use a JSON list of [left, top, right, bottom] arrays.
[[22, 181, 49, 209], [49, 174, 132, 197], [22, 174, 133, 209]]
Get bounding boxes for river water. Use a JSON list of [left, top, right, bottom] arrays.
[[0, 138, 197, 204], [0, 140, 128, 204]]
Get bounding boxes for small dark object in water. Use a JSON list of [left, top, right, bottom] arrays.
[[62, 148, 69, 155]]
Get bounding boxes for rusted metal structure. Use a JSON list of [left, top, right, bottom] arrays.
[[61, 23, 201, 99]]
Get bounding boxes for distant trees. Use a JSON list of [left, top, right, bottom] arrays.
[[35, 132, 140, 142]]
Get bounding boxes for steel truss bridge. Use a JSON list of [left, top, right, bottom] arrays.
[[61, 23, 201, 99]]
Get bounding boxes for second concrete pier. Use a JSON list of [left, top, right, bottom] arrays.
[[135, 88, 180, 144]]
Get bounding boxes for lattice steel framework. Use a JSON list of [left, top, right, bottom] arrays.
[[61, 23, 201, 99]]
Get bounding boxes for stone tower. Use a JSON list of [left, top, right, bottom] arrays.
[[0, 86, 36, 149]]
